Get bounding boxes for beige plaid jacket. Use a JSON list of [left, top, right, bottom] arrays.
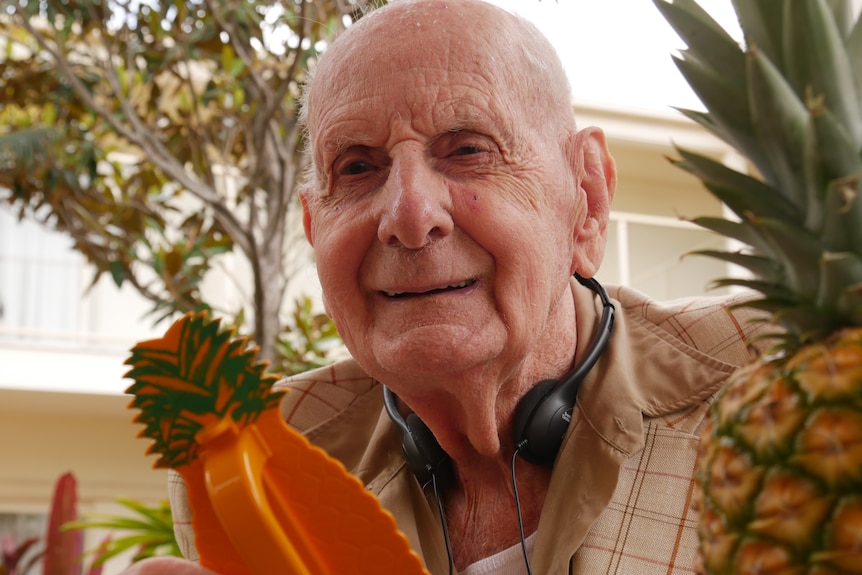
[[170, 282, 770, 574]]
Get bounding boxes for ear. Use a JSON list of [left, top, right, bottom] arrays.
[[299, 185, 314, 247], [570, 127, 617, 277]]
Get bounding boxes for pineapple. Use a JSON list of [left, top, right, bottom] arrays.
[[653, 0, 862, 573]]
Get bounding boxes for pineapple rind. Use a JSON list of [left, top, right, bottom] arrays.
[[696, 328, 862, 574]]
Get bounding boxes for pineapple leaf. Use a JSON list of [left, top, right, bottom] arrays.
[[783, 0, 862, 146], [730, 0, 785, 65], [658, 0, 775, 180], [670, 56, 749, 132], [808, 101, 862, 190], [652, 0, 747, 87], [806, 104, 862, 249], [124, 312, 283, 469], [707, 278, 797, 303], [752, 217, 824, 299], [687, 216, 773, 253], [822, 175, 862, 253], [848, 15, 862, 108], [825, 0, 855, 37], [673, 148, 801, 222], [818, 252, 862, 314], [747, 45, 810, 208], [687, 250, 783, 282]]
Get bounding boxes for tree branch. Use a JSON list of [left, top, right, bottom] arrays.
[[15, 13, 253, 258]]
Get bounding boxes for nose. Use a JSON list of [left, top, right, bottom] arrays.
[[376, 149, 454, 249]]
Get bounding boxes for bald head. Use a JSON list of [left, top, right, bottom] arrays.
[[302, 0, 574, 164]]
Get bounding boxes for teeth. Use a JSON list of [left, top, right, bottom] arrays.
[[384, 279, 473, 297]]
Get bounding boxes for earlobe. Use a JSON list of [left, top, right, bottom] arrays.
[[299, 188, 314, 247], [570, 127, 617, 277]]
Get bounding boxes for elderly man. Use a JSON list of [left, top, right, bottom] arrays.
[[128, 0, 764, 573]]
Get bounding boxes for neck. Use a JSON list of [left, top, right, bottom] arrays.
[[444, 454, 551, 570], [400, 284, 580, 463]]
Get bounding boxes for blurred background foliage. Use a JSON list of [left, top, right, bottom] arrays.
[[0, 0, 384, 371]]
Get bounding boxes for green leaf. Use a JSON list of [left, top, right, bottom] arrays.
[[708, 278, 797, 302], [825, 0, 854, 38], [822, 175, 862, 253], [730, 0, 785, 64], [783, 0, 862, 146], [107, 259, 126, 288], [747, 45, 810, 208], [753, 216, 825, 299], [673, 148, 801, 222], [804, 103, 862, 249], [653, 0, 747, 87], [818, 252, 862, 313], [847, 14, 862, 108], [687, 249, 783, 282]]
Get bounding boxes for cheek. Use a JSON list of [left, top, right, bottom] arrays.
[[309, 207, 374, 300]]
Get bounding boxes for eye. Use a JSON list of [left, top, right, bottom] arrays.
[[452, 145, 485, 156], [342, 160, 372, 175]]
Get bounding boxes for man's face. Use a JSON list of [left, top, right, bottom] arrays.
[[302, 9, 596, 391]]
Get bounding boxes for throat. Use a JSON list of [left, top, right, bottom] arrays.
[[444, 461, 550, 570]]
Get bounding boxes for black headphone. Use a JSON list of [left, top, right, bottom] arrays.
[[383, 274, 615, 491]]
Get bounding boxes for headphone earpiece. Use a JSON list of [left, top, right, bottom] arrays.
[[513, 275, 615, 465], [384, 388, 454, 491], [384, 274, 614, 486], [511, 378, 572, 465]]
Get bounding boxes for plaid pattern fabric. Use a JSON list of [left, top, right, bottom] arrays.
[[568, 406, 709, 574], [169, 282, 772, 574]]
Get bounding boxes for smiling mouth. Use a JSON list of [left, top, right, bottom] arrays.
[[383, 279, 476, 298]]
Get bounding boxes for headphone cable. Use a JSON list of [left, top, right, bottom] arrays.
[[512, 442, 534, 575], [431, 449, 535, 575], [432, 470, 455, 575]]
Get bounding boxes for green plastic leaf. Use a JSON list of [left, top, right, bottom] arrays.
[[124, 312, 283, 468]]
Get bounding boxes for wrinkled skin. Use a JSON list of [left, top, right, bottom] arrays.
[[303, 0, 615, 465], [300, 0, 616, 567]]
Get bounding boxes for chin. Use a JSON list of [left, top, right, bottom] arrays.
[[368, 325, 503, 381]]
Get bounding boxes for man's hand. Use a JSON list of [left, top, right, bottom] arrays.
[[119, 557, 220, 574]]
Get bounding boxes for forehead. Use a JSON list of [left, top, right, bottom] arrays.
[[307, 5, 525, 152]]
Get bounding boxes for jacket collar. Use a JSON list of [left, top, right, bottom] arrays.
[[531, 280, 740, 573]]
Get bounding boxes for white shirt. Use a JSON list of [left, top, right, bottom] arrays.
[[459, 533, 536, 575]]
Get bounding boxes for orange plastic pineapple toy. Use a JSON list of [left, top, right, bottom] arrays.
[[124, 312, 429, 575]]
